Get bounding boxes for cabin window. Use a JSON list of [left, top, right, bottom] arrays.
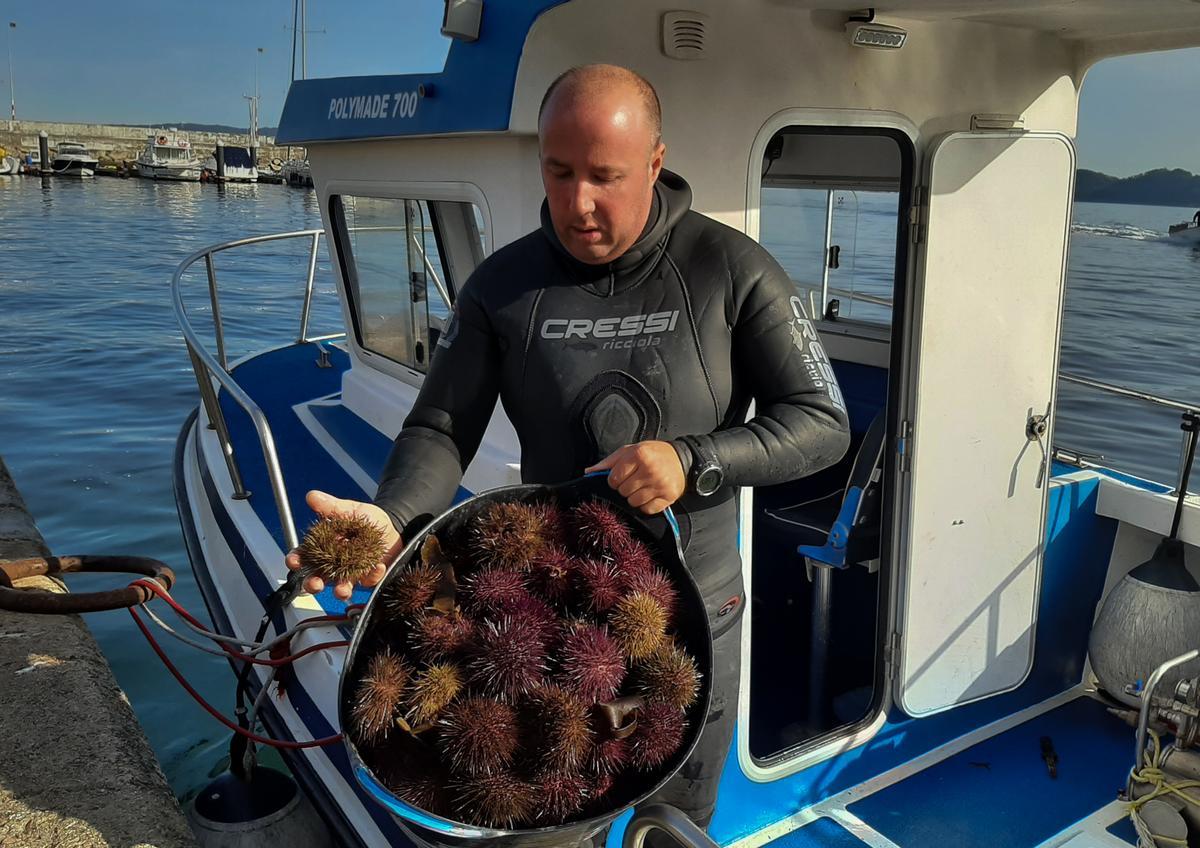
[[747, 125, 912, 773], [330, 195, 483, 373]]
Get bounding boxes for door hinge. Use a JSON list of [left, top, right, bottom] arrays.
[[883, 631, 902, 678], [909, 186, 928, 244], [896, 419, 912, 473]]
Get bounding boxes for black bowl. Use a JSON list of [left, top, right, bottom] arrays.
[[339, 474, 713, 848]]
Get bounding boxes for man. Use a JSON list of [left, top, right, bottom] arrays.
[[287, 64, 849, 838]]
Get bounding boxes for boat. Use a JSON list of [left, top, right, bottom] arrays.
[[171, 3, 1200, 847], [135, 132, 201, 181], [202, 146, 259, 183], [1168, 220, 1200, 244], [20, 149, 40, 173], [50, 141, 98, 177], [280, 156, 312, 187], [0, 151, 17, 175]]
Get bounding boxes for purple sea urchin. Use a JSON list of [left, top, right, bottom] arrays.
[[525, 685, 594, 772], [469, 615, 549, 700], [571, 499, 633, 554], [530, 501, 569, 546], [471, 502, 550, 571], [559, 621, 626, 703], [590, 771, 615, 805], [629, 702, 686, 770], [576, 557, 626, 614], [409, 609, 475, 661], [590, 736, 631, 776], [635, 642, 700, 710], [297, 513, 387, 585], [350, 648, 410, 743], [405, 662, 465, 726], [438, 696, 519, 776], [451, 772, 537, 829], [462, 568, 531, 617], [508, 594, 561, 644], [612, 537, 655, 581], [536, 769, 590, 822], [610, 592, 669, 660], [529, 545, 576, 604], [383, 562, 441, 617]]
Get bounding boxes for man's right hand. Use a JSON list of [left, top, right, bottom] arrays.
[[285, 490, 402, 600]]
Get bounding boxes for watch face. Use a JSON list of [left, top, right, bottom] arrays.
[[696, 465, 723, 496]]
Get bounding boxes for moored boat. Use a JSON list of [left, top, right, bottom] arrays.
[[50, 141, 98, 177], [136, 132, 201, 181], [171, 3, 1200, 846]]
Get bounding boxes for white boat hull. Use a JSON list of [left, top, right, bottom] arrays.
[[52, 157, 98, 177], [136, 160, 202, 181], [1168, 223, 1200, 244], [0, 156, 17, 175]]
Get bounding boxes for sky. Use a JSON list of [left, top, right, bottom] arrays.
[[1, 1, 1196, 177]]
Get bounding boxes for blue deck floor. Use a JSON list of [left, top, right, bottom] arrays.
[[847, 696, 1130, 847]]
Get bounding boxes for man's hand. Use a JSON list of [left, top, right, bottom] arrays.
[[284, 490, 402, 600], [585, 441, 686, 515]]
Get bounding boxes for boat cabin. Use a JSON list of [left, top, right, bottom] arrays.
[[173, 2, 1200, 846]]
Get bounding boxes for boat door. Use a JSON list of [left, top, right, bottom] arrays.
[[895, 131, 1075, 717]]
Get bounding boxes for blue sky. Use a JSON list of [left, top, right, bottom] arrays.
[[2, 2, 1196, 177]]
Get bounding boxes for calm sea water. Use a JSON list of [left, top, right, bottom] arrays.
[[0, 176, 1197, 804]]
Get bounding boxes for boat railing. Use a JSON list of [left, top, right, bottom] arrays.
[[1056, 373, 1200, 495], [172, 228, 342, 552]]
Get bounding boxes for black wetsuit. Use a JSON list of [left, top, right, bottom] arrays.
[[374, 170, 850, 837]]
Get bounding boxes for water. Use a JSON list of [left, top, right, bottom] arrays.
[[1, 177, 1197, 805]]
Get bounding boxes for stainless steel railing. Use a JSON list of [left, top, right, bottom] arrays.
[[172, 228, 344, 552]]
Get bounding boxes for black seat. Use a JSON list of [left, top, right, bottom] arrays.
[[761, 410, 886, 569]]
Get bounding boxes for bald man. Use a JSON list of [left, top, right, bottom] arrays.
[[291, 64, 849, 840]]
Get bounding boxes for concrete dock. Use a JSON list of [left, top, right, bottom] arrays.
[[0, 457, 197, 848]]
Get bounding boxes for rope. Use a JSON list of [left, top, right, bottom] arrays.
[[1127, 730, 1198, 846]]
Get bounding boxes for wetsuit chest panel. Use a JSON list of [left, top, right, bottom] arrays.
[[510, 269, 722, 482]]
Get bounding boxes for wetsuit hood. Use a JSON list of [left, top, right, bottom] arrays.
[[540, 168, 693, 296]]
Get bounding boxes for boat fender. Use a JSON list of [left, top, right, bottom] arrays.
[[188, 766, 334, 848]]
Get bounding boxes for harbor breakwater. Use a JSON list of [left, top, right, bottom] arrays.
[[0, 120, 295, 166]]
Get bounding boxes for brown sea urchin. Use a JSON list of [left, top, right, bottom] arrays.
[[610, 592, 669, 660], [525, 685, 594, 772], [635, 641, 700, 710], [409, 609, 475, 662], [623, 568, 679, 624], [297, 513, 387, 585], [383, 562, 441, 617], [451, 771, 537, 829], [438, 696, 519, 776], [468, 615, 549, 700], [470, 502, 551, 571], [559, 621, 626, 703], [351, 648, 410, 744], [405, 662, 465, 726]]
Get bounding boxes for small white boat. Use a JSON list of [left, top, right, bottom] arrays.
[[1167, 220, 1200, 244], [0, 155, 17, 176], [51, 142, 99, 177], [136, 132, 202, 182]]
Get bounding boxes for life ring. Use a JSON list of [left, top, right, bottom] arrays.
[[156, 135, 168, 145], [0, 555, 175, 614], [270, 157, 284, 170]]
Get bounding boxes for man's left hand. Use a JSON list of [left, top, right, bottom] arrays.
[[585, 440, 686, 514]]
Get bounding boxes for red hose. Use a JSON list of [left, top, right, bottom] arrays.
[[129, 606, 344, 749]]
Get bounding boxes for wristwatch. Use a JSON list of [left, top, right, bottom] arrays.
[[680, 435, 724, 497]]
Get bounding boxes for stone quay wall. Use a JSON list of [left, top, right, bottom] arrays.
[[0, 120, 297, 167]]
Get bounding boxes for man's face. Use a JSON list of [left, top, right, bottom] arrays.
[[539, 89, 665, 265]]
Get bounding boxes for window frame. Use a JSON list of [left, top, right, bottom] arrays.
[[325, 181, 491, 387]]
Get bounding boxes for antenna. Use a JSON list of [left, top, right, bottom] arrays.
[[285, 0, 324, 82]]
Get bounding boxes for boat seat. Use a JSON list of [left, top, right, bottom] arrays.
[[761, 410, 886, 570]]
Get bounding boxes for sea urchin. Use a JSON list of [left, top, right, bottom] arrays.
[[350, 648, 410, 744], [571, 499, 633, 554], [470, 502, 551, 571], [609, 592, 669, 660], [437, 696, 519, 776], [297, 513, 387, 585], [405, 662, 465, 726], [635, 641, 700, 710], [629, 701, 687, 771], [468, 615, 549, 700], [558, 621, 626, 703]]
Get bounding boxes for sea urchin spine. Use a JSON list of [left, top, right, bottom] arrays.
[[297, 513, 387, 585], [350, 648, 410, 744]]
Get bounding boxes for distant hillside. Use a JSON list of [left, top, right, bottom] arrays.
[[1076, 168, 1200, 207], [113, 122, 279, 137]]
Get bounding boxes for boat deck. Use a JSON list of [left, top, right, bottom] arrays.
[[210, 342, 1142, 848]]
